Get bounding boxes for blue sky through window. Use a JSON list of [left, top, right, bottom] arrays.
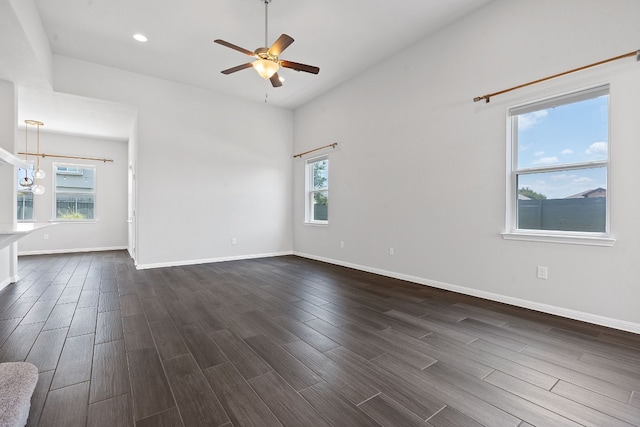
[[517, 95, 608, 199]]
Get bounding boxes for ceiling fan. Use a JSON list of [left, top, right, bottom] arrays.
[[214, 0, 319, 88]]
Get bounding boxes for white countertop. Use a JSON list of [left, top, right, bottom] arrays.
[[0, 223, 57, 249]]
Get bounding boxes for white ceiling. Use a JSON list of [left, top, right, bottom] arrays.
[[17, 87, 136, 141], [33, 0, 493, 109], [3, 0, 494, 140]]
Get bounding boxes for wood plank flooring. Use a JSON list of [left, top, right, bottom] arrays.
[[0, 251, 639, 426]]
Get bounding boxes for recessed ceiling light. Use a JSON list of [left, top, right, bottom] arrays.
[[133, 33, 148, 42]]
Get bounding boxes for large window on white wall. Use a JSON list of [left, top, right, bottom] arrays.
[[54, 164, 96, 221], [505, 85, 612, 245], [305, 155, 328, 224]]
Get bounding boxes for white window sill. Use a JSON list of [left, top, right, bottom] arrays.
[[501, 231, 615, 247], [51, 219, 98, 224], [304, 221, 328, 227]]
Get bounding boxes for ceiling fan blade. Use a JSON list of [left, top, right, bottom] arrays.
[[221, 63, 253, 74], [280, 60, 320, 74], [270, 73, 283, 88], [269, 34, 294, 56], [214, 39, 256, 57]]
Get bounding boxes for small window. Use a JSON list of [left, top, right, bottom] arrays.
[[17, 166, 34, 221], [305, 156, 328, 224], [506, 86, 610, 241], [54, 164, 96, 220]]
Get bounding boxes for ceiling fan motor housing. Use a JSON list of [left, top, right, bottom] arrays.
[[255, 47, 278, 63]]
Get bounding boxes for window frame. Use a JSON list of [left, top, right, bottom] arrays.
[[17, 165, 35, 222], [503, 85, 615, 246], [17, 190, 34, 222], [53, 162, 97, 222], [55, 166, 83, 175], [304, 155, 329, 225]]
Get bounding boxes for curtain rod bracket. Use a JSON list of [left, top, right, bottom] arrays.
[[473, 96, 490, 103]]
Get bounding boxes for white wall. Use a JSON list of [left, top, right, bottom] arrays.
[[0, 79, 17, 288], [0, 0, 51, 89], [52, 56, 294, 268], [17, 131, 128, 254], [293, 0, 640, 331], [7, 0, 52, 87], [127, 115, 139, 259]]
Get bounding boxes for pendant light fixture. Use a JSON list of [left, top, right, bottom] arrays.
[[19, 122, 33, 188], [24, 120, 46, 195]]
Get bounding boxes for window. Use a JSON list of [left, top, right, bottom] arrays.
[[505, 86, 612, 244], [54, 164, 96, 220], [305, 156, 328, 224], [17, 166, 34, 221]]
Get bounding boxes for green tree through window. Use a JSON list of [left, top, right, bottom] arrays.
[[313, 161, 328, 206], [518, 187, 547, 200], [306, 156, 328, 223]]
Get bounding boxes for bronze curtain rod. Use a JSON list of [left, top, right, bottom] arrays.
[[473, 50, 640, 103], [293, 143, 338, 159], [18, 152, 114, 163]]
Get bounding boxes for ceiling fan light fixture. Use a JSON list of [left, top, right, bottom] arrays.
[[214, 0, 318, 87], [253, 59, 279, 79]]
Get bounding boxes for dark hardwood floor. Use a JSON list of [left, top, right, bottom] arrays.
[[0, 251, 639, 426]]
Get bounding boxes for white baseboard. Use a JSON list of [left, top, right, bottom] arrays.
[[294, 252, 640, 335], [0, 275, 18, 292], [18, 246, 128, 256], [136, 251, 294, 270]]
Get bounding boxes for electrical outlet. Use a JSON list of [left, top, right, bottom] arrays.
[[537, 265, 548, 280], [389, 247, 394, 256], [43, 234, 49, 240], [340, 241, 344, 248], [231, 237, 237, 245]]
